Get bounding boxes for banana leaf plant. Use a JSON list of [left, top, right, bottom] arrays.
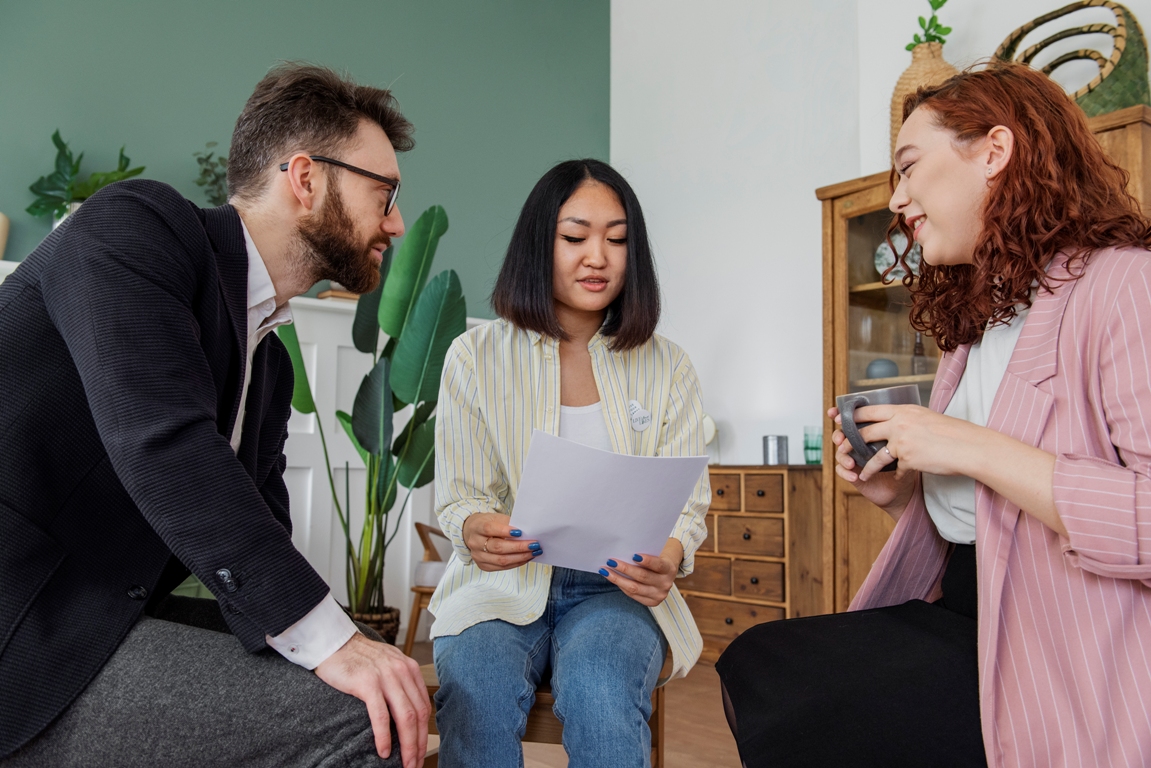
[[278, 205, 466, 615]]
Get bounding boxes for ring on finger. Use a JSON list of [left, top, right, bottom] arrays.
[[483, 538, 489, 553], [884, 446, 893, 457]]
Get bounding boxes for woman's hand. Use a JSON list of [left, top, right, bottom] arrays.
[[600, 538, 683, 607], [461, 512, 542, 571], [830, 405, 919, 519], [845, 403, 1066, 536], [846, 403, 978, 480]]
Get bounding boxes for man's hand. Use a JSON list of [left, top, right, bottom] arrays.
[[315, 632, 431, 768]]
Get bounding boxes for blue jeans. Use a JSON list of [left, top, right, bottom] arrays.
[[433, 567, 668, 768]]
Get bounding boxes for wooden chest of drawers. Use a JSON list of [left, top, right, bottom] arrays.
[[680, 465, 824, 662]]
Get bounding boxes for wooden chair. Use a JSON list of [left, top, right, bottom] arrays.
[[403, 522, 449, 657], [420, 654, 669, 768]]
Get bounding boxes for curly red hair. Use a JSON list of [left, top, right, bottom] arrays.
[[891, 61, 1151, 352]]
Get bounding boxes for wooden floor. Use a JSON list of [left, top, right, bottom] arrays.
[[409, 642, 742, 767]]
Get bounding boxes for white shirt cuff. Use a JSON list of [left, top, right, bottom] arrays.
[[264, 592, 358, 670]]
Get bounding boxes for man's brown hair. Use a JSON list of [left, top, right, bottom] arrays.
[[227, 62, 414, 203]]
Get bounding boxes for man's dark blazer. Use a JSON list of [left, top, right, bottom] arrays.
[[0, 180, 329, 756]]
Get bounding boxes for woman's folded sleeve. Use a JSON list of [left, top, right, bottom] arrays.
[[434, 337, 508, 564], [659, 353, 712, 578], [1057, 264, 1151, 584]]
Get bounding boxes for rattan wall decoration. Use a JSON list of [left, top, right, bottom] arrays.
[[995, 0, 1150, 117]]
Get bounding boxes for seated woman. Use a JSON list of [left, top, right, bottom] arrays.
[[428, 159, 710, 767], [717, 62, 1151, 767]]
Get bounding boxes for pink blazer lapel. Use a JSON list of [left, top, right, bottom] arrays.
[[1002, 252, 1077, 387], [985, 252, 1077, 445], [930, 344, 969, 414]]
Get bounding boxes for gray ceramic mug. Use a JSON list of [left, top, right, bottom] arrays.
[[835, 384, 922, 472]]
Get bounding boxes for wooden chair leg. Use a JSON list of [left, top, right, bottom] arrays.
[[402, 591, 425, 657], [651, 685, 665, 768]]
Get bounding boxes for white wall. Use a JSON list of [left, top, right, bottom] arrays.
[[613, 0, 1151, 463], [612, 1, 860, 464], [858, 0, 1151, 175]]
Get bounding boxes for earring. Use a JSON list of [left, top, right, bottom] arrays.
[[986, 167, 993, 175]]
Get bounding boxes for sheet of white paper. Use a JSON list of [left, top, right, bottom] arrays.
[[509, 430, 709, 574]]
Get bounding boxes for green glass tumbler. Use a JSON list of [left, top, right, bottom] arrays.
[[804, 425, 822, 464]]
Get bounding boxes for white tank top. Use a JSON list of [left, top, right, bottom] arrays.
[[922, 306, 1030, 544], [558, 401, 613, 452]]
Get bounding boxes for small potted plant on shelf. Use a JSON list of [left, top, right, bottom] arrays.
[[27, 130, 145, 229], [278, 205, 465, 643]]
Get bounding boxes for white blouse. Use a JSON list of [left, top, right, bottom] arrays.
[[922, 306, 1030, 544]]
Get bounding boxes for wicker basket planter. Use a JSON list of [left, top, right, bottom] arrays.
[[890, 42, 959, 160], [351, 607, 401, 646]]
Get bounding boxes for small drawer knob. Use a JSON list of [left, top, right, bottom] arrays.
[[716, 488, 725, 496], [742, 532, 751, 540], [724, 617, 734, 625], [750, 577, 759, 584], [756, 490, 765, 497]]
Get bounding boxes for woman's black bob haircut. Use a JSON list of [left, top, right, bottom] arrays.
[[491, 158, 660, 351]]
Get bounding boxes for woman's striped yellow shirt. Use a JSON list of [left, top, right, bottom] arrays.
[[429, 318, 711, 680]]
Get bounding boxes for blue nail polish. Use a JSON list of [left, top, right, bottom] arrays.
[[598, 568, 609, 577], [529, 541, 541, 551], [533, 549, 544, 557], [510, 529, 522, 537], [606, 559, 618, 568], [632, 554, 643, 562]]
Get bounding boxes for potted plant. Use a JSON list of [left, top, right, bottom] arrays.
[[890, 0, 957, 158], [278, 205, 465, 643], [193, 141, 229, 206], [27, 130, 145, 229]]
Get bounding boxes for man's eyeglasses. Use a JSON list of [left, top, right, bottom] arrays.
[[279, 155, 401, 216]]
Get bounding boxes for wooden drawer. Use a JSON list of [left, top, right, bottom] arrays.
[[732, 559, 785, 602], [685, 594, 784, 640], [705, 514, 716, 547], [744, 474, 784, 512], [717, 516, 784, 557], [709, 473, 741, 511], [678, 556, 731, 595]]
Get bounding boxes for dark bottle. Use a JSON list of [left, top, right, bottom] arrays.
[[911, 331, 929, 375]]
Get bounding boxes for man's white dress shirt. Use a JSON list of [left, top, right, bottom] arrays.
[[237, 220, 358, 670]]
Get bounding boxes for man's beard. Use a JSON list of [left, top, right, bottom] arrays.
[[296, 180, 387, 295]]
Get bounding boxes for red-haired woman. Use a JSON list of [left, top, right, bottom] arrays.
[[717, 62, 1151, 768]]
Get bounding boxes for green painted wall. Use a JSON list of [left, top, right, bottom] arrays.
[[0, 0, 609, 317]]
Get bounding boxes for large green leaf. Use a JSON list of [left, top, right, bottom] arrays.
[[392, 401, 436, 457], [375, 452, 398, 513], [397, 417, 436, 488], [352, 246, 392, 354], [378, 205, 448, 340], [336, 410, 369, 465], [391, 270, 467, 405], [275, 324, 315, 414], [351, 356, 393, 456]]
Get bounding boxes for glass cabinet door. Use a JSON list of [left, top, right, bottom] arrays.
[[844, 206, 941, 405]]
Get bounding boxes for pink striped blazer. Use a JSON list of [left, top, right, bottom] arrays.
[[850, 246, 1151, 767]]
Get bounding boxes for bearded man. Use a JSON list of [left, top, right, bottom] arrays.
[[0, 64, 429, 768]]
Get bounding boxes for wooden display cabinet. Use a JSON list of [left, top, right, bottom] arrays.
[[680, 465, 822, 662], [816, 104, 1151, 612]]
